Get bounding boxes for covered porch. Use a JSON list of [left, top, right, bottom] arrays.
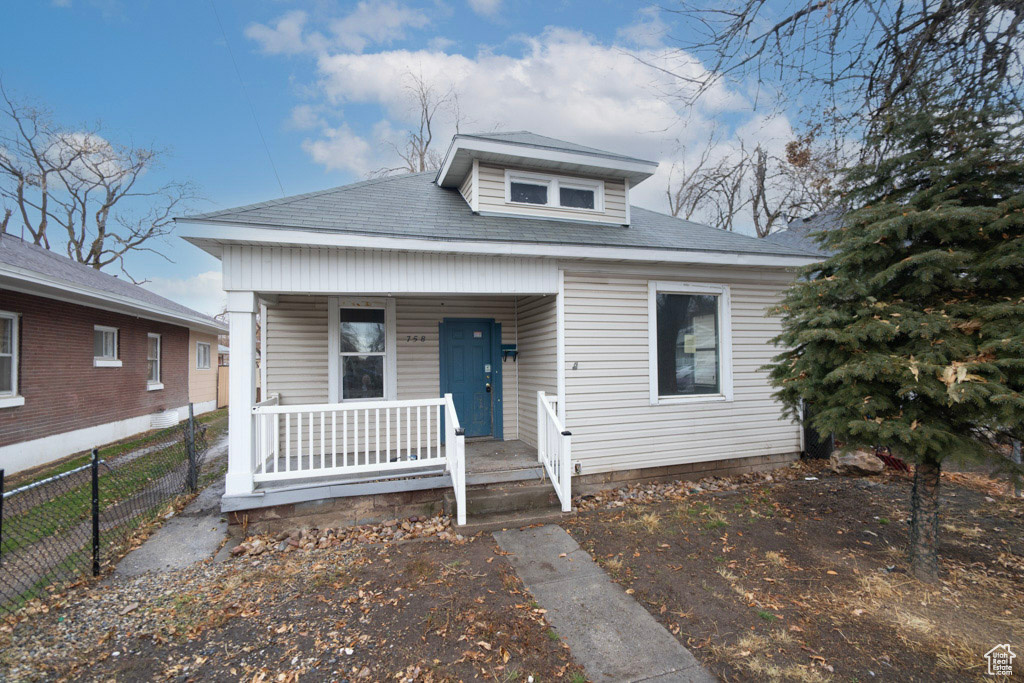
[[223, 284, 572, 525]]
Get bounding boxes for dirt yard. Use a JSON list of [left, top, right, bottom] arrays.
[[0, 535, 583, 682], [566, 461, 1024, 682]]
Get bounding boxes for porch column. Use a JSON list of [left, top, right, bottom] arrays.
[[225, 290, 257, 497]]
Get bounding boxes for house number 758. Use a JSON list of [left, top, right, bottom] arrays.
[[406, 335, 427, 342]]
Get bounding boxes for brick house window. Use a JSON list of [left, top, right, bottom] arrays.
[[196, 341, 211, 370], [93, 325, 121, 367], [0, 311, 19, 399], [147, 333, 163, 390]]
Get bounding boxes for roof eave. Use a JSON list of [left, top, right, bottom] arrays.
[[435, 136, 659, 188], [179, 221, 821, 269], [0, 265, 226, 335]]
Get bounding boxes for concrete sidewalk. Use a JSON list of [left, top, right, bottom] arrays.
[[494, 525, 715, 683], [114, 437, 231, 578]]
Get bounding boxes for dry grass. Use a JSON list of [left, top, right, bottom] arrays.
[[638, 512, 661, 533], [941, 522, 984, 539], [765, 551, 787, 567], [743, 656, 833, 682], [715, 567, 739, 583], [604, 556, 624, 573]]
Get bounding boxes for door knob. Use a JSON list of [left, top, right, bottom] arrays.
[[485, 383, 492, 393]]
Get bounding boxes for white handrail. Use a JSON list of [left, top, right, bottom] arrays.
[[251, 397, 445, 483], [443, 393, 467, 526], [537, 391, 572, 512]]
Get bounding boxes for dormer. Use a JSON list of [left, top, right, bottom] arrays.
[[435, 131, 658, 226]]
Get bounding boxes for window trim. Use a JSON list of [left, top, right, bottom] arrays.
[[327, 297, 397, 402], [196, 341, 211, 370], [503, 169, 605, 213], [0, 310, 22, 405], [93, 325, 121, 367], [147, 333, 162, 390], [647, 281, 734, 405]]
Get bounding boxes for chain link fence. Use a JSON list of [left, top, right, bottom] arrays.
[[0, 406, 213, 615]]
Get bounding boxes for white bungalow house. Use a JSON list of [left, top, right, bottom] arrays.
[[177, 131, 819, 526]]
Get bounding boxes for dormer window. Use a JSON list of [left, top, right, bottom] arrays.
[[504, 170, 604, 212]]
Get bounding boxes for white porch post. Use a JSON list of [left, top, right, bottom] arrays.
[[225, 291, 258, 497]]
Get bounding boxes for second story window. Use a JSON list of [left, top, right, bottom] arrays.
[[93, 325, 121, 367], [505, 170, 604, 212]]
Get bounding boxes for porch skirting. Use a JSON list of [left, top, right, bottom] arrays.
[[226, 450, 800, 535]]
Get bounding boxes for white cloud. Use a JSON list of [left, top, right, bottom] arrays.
[[428, 36, 456, 51], [144, 270, 225, 318], [245, 10, 312, 56], [246, 1, 429, 56], [468, 0, 501, 18], [288, 104, 325, 131], [253, 24, 798, 223], [302, 123, 376, 175], [617, 6, 669, 48]]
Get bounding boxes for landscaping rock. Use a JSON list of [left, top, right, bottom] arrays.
[[830, 450, 885, 475]]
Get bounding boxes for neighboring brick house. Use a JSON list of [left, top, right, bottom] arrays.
[[0, 234, 226, 474]]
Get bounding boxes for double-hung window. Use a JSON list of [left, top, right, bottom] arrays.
[[0, 311, 21, 405], [93, 325, 120, 367], [505, 170, 604, 212], [338, 308, 387, 400], [147, 333, 162, 389], [196, 341, 211, 370], [649, 282, 733, 404]]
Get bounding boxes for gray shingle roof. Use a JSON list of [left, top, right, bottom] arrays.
[[180, 172, 813, 259], [764, 211, 842, 257], [0, 233, 225, 330], [457, 131, 656, 165]]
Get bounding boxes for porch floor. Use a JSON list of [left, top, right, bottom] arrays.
[[253, 439, 542, 494]]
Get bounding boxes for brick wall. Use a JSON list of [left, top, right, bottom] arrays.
[[0, 290, 190, 447]]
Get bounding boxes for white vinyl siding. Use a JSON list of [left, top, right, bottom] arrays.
[[560, 265, 800, 475], [264, 295, 523, 439], [265, 296, 330, 406], [477, 164, 628, 225], [459, 168, 475, 208], [220, 245, 557, 294], [516, 295, 557, 448]]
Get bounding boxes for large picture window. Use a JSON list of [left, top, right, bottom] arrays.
[[649, 282, 733, 404], [0, 311, 18, 398], [339, 308, 386, 399]]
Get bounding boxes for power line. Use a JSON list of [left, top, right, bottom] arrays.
[[208, 0, 286, 198]]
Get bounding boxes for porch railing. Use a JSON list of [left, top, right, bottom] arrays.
[[251, 396, 467, 525], [537, 391, 572, 512], [443, 393, 466, 526]]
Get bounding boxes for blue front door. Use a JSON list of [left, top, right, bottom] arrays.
[[441, 319, 494, 438]]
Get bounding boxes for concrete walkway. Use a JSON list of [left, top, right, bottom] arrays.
[[114, 437, 231, 578], [494, 525, 715, 683]]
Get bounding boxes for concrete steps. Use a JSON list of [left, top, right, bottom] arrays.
[[443, 480, 562, 518]]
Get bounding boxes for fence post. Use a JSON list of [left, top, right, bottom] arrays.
[[186, 402, 198, 493], [0, 468, 4, 566], [91, 449, 100, 577]]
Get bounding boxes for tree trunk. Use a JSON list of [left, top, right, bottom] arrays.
[[908, 457, 941, 581]]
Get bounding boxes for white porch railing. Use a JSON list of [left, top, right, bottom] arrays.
[[443, 393, 467, 526], [537, 391, 572, 512], [251, 395, 466, 525]]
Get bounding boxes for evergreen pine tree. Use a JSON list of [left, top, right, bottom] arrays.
[[767, 89, 1024, 581]]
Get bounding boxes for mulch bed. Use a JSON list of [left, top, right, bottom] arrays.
[[566, 461, 1024, 682], [0, 536, 582, 682]]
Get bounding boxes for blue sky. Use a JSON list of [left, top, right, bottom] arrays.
[[2, 0, 794, 315]]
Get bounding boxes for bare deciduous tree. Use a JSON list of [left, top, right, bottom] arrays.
[[0, 83, 197, 282], [656, 0, 1023, 133], [666, 131, 843, 235], [373, 72, 463, 176]]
